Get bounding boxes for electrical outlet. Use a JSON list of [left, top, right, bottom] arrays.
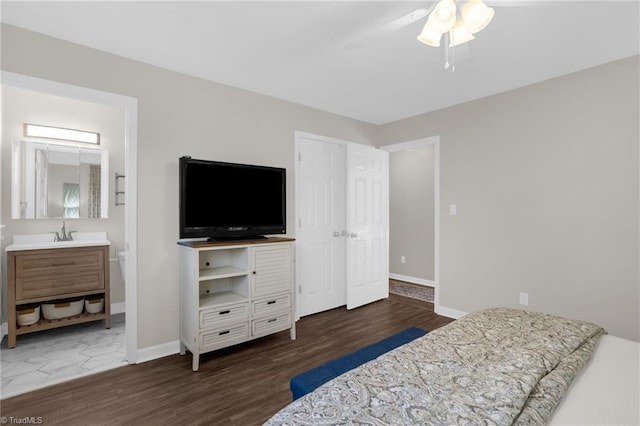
[[519, 292, 529, 306], [400, 256, 406, 264]]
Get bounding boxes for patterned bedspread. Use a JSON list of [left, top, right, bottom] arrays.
[[265, 308, 605, 425]]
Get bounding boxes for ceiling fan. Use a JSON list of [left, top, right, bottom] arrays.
[[344, 0, 534, 69]]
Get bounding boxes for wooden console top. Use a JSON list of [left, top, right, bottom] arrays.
[[177, 236, 295, 248]]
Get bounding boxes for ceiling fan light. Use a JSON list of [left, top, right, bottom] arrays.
[[427, 0, 457, 33], [417, 23, 442, 47], [461, 0, 495, 34], [449, 20, 475, 47]]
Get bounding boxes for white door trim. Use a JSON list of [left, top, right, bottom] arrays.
[[2, 71, 139, 363], [295, 131, 356, 148], [380, 136, 441, 313]]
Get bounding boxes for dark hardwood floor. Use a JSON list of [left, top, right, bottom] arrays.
[[1, 296, 454, 426]]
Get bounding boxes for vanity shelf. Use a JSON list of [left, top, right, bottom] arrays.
[[16, 311, 108, 335]]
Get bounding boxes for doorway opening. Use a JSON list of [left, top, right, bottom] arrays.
[[1, 71, 138, 398], [381, 136, 440, 311]]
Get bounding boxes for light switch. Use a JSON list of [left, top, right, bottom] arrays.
[[449, 204, 457, 215]]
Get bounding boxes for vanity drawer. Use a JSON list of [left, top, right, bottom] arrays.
[[15, 249, 105, 278], [200, 303, 249, 328], [16, 271, 104, 301], [252, 293, 291, 318]]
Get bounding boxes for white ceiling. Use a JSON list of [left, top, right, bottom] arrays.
[[2, 1, 639, 125]]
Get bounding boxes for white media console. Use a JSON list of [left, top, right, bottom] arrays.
[[178, 237, 296, 371]]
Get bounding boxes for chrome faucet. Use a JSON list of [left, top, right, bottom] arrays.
[[52, 221, 76, 242]]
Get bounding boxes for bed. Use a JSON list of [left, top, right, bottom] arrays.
[[265, 307, 639, 425], [550, 333, 639, 425]]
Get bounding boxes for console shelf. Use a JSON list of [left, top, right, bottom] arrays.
[[199, 291, 247, 308], [198, 265, 247, 281]]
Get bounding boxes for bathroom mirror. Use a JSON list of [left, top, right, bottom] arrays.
[[11, 140, 109, 219]]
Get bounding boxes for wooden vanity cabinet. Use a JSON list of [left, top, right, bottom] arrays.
[[6, 245, 111, 348]]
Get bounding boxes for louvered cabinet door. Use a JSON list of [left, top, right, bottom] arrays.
[[250, 244, 292, 298]]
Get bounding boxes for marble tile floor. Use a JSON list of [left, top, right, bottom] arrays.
[[0, 313, 126, 399]]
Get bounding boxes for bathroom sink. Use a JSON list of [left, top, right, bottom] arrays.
[[6, 232, 111, 251]]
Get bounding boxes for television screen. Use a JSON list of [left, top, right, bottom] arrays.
[[179, 157, 286, 240]]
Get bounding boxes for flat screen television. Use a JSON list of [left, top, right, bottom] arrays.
[[179, 156, 286, 241]]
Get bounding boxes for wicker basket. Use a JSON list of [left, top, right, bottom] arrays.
[[42, 298, 84, 320], [17, 305, 40, 326], [85, 297, 105, 314]]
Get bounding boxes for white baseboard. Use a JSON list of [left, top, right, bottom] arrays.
[[1, 322, 7, 342], [389, 273, 435, 288], [111, 302, 126, 315], [136, 340, 181, 364], [435, 305, 467, 320]]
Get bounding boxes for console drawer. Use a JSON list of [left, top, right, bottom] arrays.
[[252, 294, 291, 317], [200, 303, 249, 328], [199, 322, 249, 351], [252, 312, 291, 338]]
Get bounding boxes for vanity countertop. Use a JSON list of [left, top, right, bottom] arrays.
[[5, 232, 111, 251]]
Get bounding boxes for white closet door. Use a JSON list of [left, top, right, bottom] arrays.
[[346, 143, 389, 310], [296, 136, 347, 317]]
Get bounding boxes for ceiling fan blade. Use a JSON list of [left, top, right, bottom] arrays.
[[344, 8, 429, 50]]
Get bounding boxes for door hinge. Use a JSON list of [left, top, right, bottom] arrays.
[[298, 218, 302, 228], [298, 152, 302, 162], [298, 285, 302, 294]]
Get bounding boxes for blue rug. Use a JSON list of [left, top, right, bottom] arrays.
[[290, 327, 427, 400]]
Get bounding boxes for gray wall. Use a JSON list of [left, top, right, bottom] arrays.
[[2, 23, 637, 346], [389, 146, 434, 282], [0, 24, 377, 350], [377, 55, 640, 341]]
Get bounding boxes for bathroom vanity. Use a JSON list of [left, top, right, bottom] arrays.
[[5, 233, 111, 348]]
